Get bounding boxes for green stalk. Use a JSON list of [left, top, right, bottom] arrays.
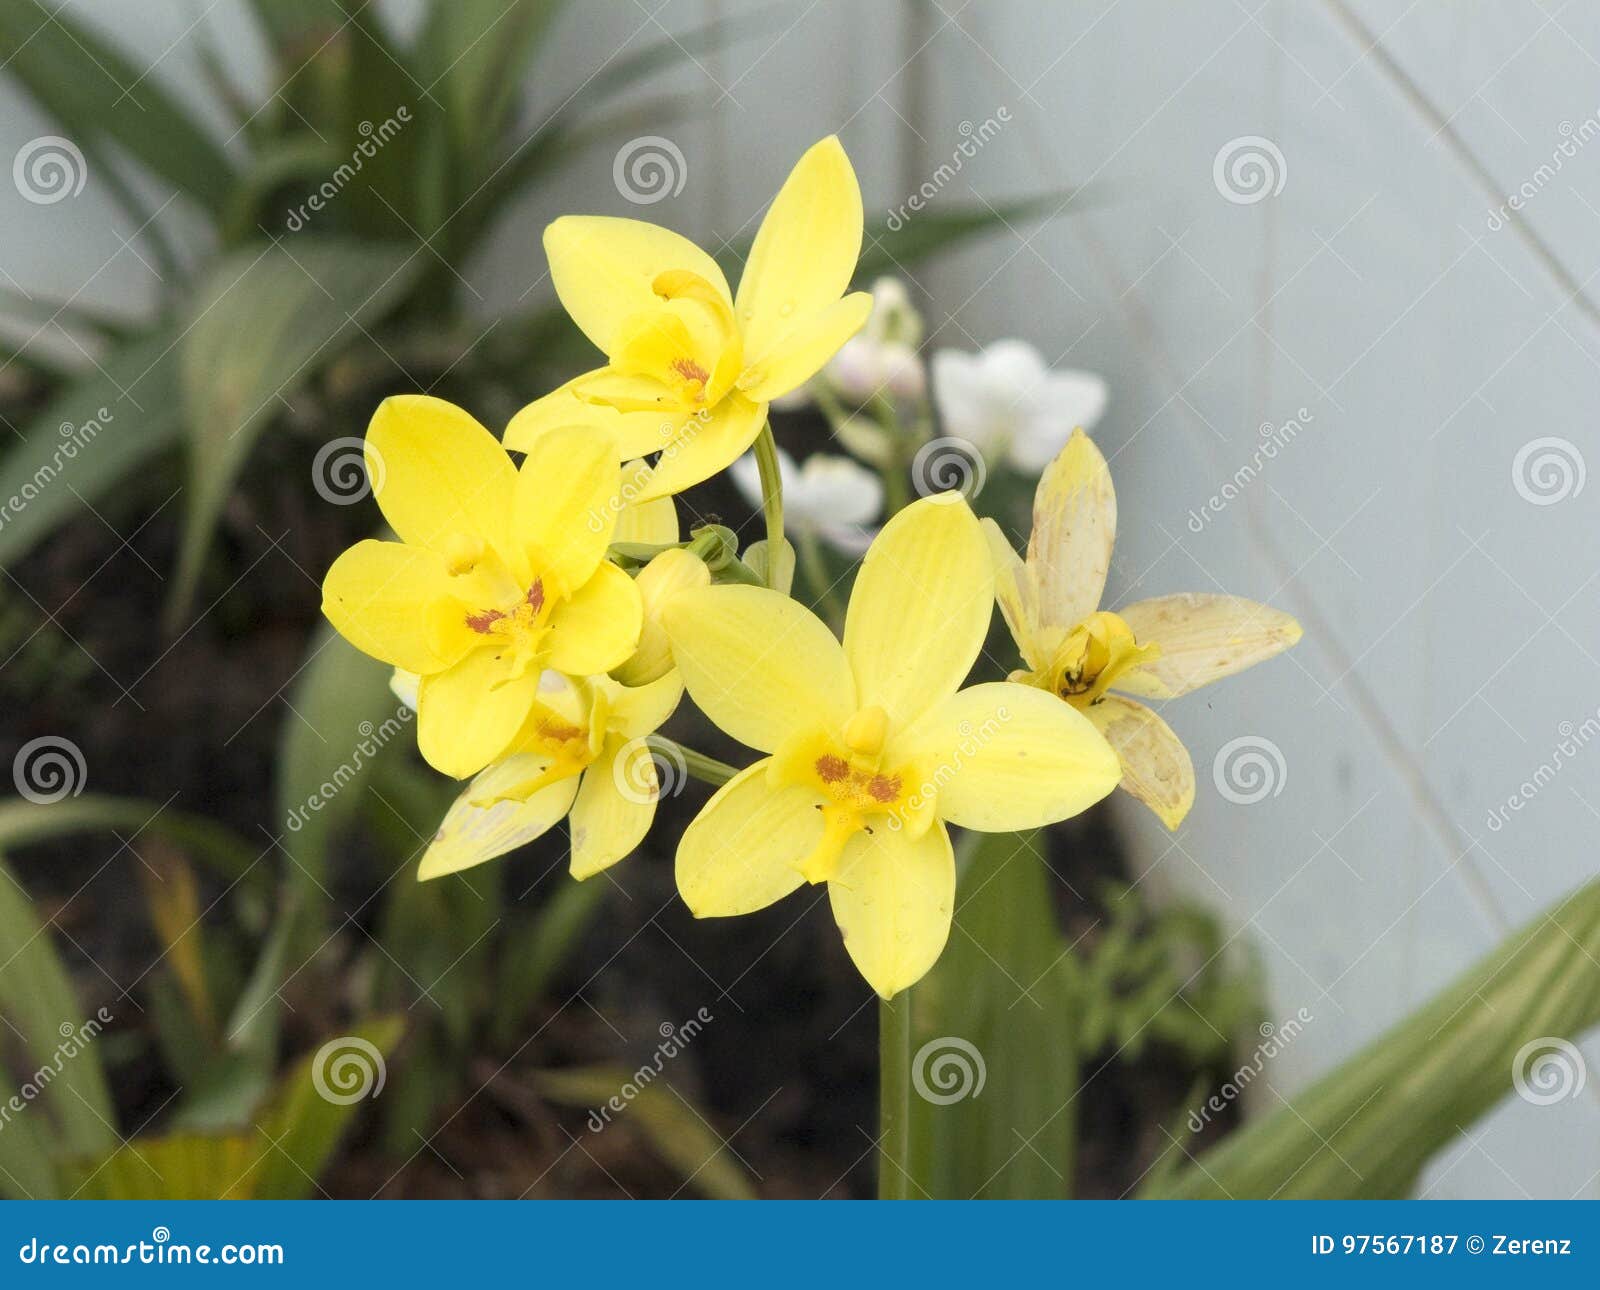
[[646, 736, 736, 787], [753, 423, 785, 588], [878, 987, 914, 1199], [797, 528, 844, 626]]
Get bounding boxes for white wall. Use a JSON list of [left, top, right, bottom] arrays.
[[4, 0, 1597, 1198]]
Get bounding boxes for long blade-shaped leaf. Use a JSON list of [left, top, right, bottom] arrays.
[[905, 829, 1077, 1198], [0, 0, 234, 215], [0, 795, 263, 891], [171, 237, 422, 617], [0, 328, 183, 573], [251, 1015, 404, 1199], [1150, 877, 1600, 1199], [226, 627, 402, 1058], [0, 854, 117, 1161], [535, 1065, 758, 1199]]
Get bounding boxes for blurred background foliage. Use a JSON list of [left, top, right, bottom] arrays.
[[0, 0, 1593, 1200]]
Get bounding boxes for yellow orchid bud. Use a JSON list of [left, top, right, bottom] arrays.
[[613, 548, 711, 686]]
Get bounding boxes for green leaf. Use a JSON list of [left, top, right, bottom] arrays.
[[491, 878, 608, 1047], [251, 1015, 405, 1199], [856, 191, 1098, 281], [226, 627, 404, 1058], [0, 854, 117, 1161], [274, 625, 405, 914], [1151, 877, 1600, 1199], [0, 0, 235, 215], [244, 0, 349, 55], [0, 795, 264, 893], [171, 237, 422, 617], [905, 829, 1078, 1198], [63, 1132, 262, 1200], [0, 329, 183, 574], [535, 1065, 757, 1199], [418, 0, 565, 175], [337, 4, 436, 240]]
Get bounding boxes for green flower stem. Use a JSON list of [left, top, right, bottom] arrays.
[[797, 528, 845, 626], [882, 453, 911, 518], [645, 736, 736, 788], [878, 987, 914, 1199], [753, 423, 785, 588]]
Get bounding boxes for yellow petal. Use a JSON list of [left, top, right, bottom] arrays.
[[545, 561, 643, 676], [417, 764, 580, 880], [612, 548, 709, 687], [675, 758, 814, 916], [613, 485, 679, 546], [545, 215, 733, 357], [605, 670, 683, 739], [843, 494, 992, 731], [1084, 695, 1195, 830], [891, 681, 1120, 832], [513, 424, 620, 593], [828, 820, 953, 999], [1027, 428, 1116, 629], [738, 292, 872, 402], [366, 395, 516, 556], [417, 648, 541, 778], [504, 372, 687, 460], [663, 585, 855, 754], [629, 393, 767, 501], [1113, 593, 1303, 699], [569, 736, 657, 879], [736, 137, 864, 367], [981, 517, 1049, 672], [321, 539, 474, 674]]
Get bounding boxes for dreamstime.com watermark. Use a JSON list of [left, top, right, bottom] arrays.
[[912, 1035, 986, 1104], [283, 706, 413, 832], [0, 408, 113, 537], [885, 108, 1012, 231], [613, 136, 687, 205], [0, 1008, 112, 1134], [285, 107, 412, 231], [18, 1228, 283, 1267], [1186, 1008, 1313, 1134], [1187, 408, 1313, 532], [1486, 710, 1600, 832], [586, 1008, 713, 1131], [1212, 135, 1286, 204], [910, 436, 987, 501], [1486, 112, 1600, 231], [1511, 1036, 1587, 1106], [1211, 735, 1287, 805], [12, 135, 86, 204]]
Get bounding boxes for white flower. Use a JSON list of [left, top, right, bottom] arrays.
[[931, 339, 1107, 472], [826, 335, 925, 402], [730, 447, 882, 554], [816, 277, 926, 403]]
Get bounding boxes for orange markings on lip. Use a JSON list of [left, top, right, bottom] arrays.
[[671, 357, 710, 385], [467, 579, 545, 634], [815, 754, 848, 783], [867, 775, 901, 803]]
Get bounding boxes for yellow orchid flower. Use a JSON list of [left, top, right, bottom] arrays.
[[987, 429, 1303, 830], [505, 136, 872, 500], [614, 548, 711, 686], [417, 670, 683, 881], [321, 395, 642, 780], [662, 494, 1122, 999]]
